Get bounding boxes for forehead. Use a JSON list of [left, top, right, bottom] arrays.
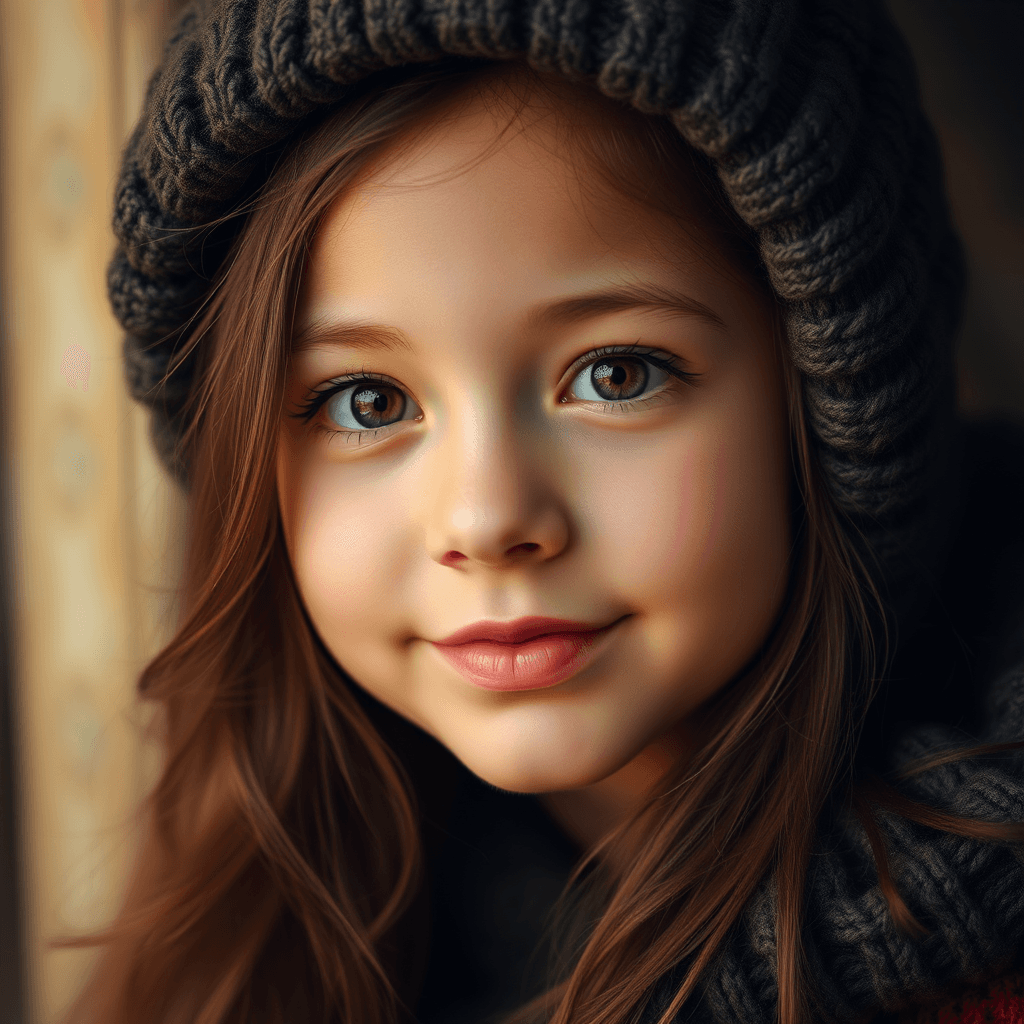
[[300, 85, 708, 322]]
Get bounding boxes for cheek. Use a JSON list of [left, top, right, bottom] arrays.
[[582, 404, 790, 649], [580, 434, 722, 597], [284, 463, 412, 652]]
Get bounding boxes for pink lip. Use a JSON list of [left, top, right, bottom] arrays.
[[435, 616, 612, 646], [430, 616, 626, 691]]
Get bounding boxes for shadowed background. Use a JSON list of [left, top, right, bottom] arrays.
[[0, 1, 1021, 1022]]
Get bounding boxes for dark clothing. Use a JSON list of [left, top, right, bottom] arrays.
[[415, 765, 579, 1024]]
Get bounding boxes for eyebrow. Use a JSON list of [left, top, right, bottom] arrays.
[[292, 282, 727, 354]]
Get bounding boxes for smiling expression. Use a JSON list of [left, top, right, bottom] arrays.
[[275, 78, 792, 793]]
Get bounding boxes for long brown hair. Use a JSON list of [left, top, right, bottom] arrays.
[[58, 56, 1024, 1024]]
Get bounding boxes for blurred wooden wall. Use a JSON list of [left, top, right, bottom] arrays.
[[0, 1, 187, 1021]]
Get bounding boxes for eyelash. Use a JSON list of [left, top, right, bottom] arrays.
[[289, 343, 702, 446]]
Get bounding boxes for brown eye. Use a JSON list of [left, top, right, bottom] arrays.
[[590, 358, 647, 399], [325, 384, 409, 429], [569, 356, 668, 403]]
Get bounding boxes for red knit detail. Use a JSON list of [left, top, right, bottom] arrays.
[[903, 970, 1024, 1024]]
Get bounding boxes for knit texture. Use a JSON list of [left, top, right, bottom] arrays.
[[106, 2, 1022, 1023]]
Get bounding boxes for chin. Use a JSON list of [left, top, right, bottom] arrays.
[[455, 740, 628, 795]]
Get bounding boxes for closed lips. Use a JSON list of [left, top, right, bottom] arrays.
[[429, 617, 626, 692], [433, 616, 615, 646]]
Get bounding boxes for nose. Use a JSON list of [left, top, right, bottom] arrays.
[[423, 410, 571, 571]]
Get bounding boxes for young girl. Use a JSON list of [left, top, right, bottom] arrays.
[[63, 2, 1024, 1023]]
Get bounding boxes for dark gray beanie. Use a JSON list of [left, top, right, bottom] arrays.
[[109, 3, 1019, 1022], [111, 0, 966, 636]]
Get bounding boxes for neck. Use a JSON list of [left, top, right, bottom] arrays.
[[538, 726, 692, 856]]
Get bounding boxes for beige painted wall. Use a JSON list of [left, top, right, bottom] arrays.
[[0, 1, 185, 1020]]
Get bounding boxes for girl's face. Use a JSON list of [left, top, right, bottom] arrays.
[[277, 87, 792, 793]]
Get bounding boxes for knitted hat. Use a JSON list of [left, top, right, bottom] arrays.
[[111, 1, 964, 632]]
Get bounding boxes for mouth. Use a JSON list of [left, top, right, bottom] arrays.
[[429, 616, 627, 692]]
